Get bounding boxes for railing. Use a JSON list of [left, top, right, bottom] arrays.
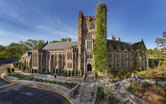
[[69, 83, 80, 98]]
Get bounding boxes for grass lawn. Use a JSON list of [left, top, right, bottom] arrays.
[[127, 81, 166, 104]]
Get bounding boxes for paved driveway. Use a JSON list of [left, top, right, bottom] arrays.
[[0, 63, 72, 104], [0, 84, 71, 104]]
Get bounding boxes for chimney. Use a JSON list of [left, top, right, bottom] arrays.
[[66, 38, 71, 42]]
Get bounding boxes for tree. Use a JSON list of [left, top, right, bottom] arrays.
[[147, 49, 154, 55], [24, 39, 45, 49], [155, 31, 166, 48], [49, 40, 60, 43], [0, 39, 46, 60], [93, 2, 107, 73]]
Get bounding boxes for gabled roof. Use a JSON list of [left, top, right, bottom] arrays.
[[107, 40, 132, 50], [42, 42, 78, 50], [22, 51, 32, 58], [107, 39, 143, 50], [132, 42, 141, 50]]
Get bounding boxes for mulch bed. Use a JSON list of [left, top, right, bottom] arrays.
[[129, 84, 166, 104]]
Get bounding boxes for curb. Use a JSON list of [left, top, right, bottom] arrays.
[[1, 72, 74, 104]]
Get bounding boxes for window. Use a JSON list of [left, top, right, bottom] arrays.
[[87, 33, 92, 40], [109, 54, 112, 58], [87, 42, 92, 49], [67, 63, 72, 68], [92, 24, 95, 29], [67, 53, 72, 60], [90, 23, 95, 29], [84, 24, 87, 29], [87, 53, 93, 59], [117, 54, 119, 58]]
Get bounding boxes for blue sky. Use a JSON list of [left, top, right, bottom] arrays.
[[0, 0, 166, 49]]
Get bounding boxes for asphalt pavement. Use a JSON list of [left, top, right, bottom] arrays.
[[0, 63, 72, 104]]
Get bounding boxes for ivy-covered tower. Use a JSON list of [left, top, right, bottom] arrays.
[[78, 2, 107, 74]]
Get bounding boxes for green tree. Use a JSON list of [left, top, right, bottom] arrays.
[[49, 40, 60, 43], [93, 2, 107, 73], [24, 39, 45, 49], [0, 39, 46, 60], [147, 49, 154, 55]]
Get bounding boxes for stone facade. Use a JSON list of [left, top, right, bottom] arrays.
[[21, 6, 147, 74]]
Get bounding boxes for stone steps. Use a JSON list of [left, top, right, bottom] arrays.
[[71, 74, 95, 104]]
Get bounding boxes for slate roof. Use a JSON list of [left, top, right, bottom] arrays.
[[42, 42, 78, 50], [132, 42, 141, 50], [107, 39, 141, 50]]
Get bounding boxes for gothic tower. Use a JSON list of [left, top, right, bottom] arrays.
[[78, 2, 107, 74]]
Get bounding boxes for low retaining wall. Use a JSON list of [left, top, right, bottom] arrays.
[[2, 73, 78, 98], [16, 71, 83, 84]]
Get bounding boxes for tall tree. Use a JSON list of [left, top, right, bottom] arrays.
[[0, 39, 46, 60], [24, 39, 45, 49], [155, 31, 166, 48], [93, 2, 107, 73]]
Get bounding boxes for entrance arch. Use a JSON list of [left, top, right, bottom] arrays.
[[87, 64, 92, 71]]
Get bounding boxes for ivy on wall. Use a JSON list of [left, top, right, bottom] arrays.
[[93, 2, 108, 73]]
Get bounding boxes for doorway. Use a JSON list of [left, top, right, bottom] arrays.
[[87, 64, 92, 71]]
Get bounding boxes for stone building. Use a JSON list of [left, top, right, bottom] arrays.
[[21, 5, 147, 74]]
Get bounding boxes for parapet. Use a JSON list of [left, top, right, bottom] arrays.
[[84, 16, 96, 21]]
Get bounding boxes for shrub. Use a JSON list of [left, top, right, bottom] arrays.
[[56, 69, 58, 74], [142, 81, 149, 88], [45, 69, 49, 74], [158, 77, 165, 81], [58, 69, 61, 75], [67, 70, 70, 77], [52, 68, 55, 74], [6, 68, 11, 73], [61, 69, 64, 75], [96, 87, 104, 101], [80, 70, 83, 76], [132, 82, 139, 88], [11, 68, 15, 72], [70, 82, 74, 88], [163, 84, 166, 92], [74, 70, 77, 76], [71, 71, 73, 77], [126, 86, 133, 91], [69, 70, 71, 76]]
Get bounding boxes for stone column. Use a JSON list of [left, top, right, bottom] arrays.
[[84, 50, 87, 75], [40, 54, 43, 69], [53, 54, 55, 68], [57, 54, 60, 69], [46, 54, 48, 68], [49, 54, 52, 72], [61, 54, 63, 69]]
